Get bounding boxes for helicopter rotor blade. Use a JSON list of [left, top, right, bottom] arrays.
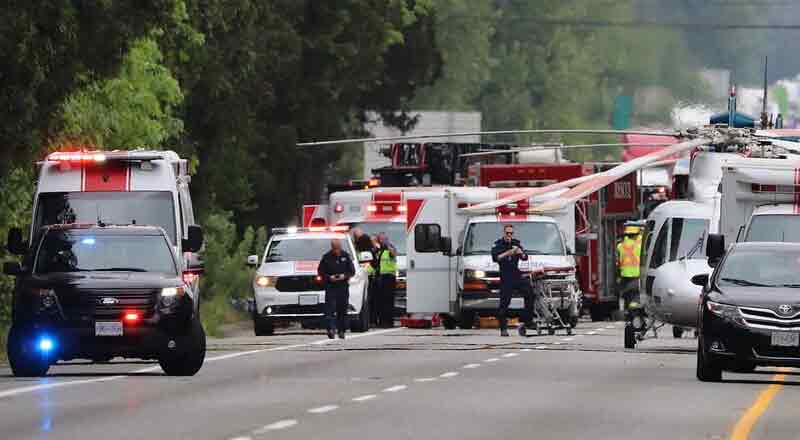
[[458, 142, 676, 158]]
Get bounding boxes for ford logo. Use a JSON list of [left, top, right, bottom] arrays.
[[778, 304, 794, 315], [98, 297, 119, 305]]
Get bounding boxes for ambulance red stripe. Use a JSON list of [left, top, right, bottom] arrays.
[[82, 161, 130, 192]]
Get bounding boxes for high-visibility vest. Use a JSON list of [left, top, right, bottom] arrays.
[[617, 237, 641, 278], [379, 248, 397, 275]]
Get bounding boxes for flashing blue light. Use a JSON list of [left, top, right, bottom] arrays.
[[81, 237, 96, 245], [37, 337, 55, 352]]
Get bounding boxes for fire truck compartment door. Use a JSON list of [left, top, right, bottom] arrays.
[[406, 195, 453, 313]]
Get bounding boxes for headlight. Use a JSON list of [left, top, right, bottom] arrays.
[[465, 269, 486, 280], [161, 287, 185, 298], [255, 276, 276, 288], [707, 301, 744, 325]]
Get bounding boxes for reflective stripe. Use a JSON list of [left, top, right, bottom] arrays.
[[617, 238, 641, 278]]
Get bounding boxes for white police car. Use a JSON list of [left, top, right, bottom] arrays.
[[247, 227, 373, 335]]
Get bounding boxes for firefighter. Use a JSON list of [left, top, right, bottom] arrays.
[[318, 239, 356, 339], [491, 224, 535, 337], [376, 232, 398, 328], [617, 225, 642, 307]]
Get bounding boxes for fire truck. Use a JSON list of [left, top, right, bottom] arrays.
[[467, 162, 640, 320]]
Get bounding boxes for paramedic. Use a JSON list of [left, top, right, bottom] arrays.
[[318, 239, 355, 339], [491, 224, 534, 337], [376, 232, 398, 328], [617, 226, 642, 307]]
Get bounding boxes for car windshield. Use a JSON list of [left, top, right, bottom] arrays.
[[35, 192, 177, 244], [265, 238, 343, 262], [35, 231, 177, 275], [346, 222, 406, 255], [745, 215, 800, 243], [718, 247, 800, 288], [463, 222, 564, 256]]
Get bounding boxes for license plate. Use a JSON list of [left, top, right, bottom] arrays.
[[299, 294, 319, 306], [771, 332, 799, 347], [95, 321, 123, 337]]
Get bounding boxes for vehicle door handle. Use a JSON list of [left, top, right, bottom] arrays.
[[410, 260, 415, 269]]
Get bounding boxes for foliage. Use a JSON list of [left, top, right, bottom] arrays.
[[58, 38, 184, 149]]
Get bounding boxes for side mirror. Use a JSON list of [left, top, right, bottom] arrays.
[[247, 255, 259, 266], [183, 225, 204, 253], [3, 262, 21, 276], [440, 236, 452, 255], [706, 233, 725, 267], [358, 251, 374, 263], [691, 273, 710, 287], [7, 227, 26, 255]]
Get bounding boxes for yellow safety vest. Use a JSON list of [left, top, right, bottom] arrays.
[[617, 237, 641, 278], [379, 248, 397, 275]]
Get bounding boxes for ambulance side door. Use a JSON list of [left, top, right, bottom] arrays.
[[406, 193, 454, 313]]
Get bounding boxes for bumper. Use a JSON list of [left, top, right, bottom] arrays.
[[254, 289, 360, 318], [704, 314, 800, 367]]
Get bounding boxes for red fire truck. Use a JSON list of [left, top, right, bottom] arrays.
[[468, 162, 640, 320]]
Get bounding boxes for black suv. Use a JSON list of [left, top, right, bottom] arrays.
[[3, 224, 205, 377], [695, 241, 800, 382]]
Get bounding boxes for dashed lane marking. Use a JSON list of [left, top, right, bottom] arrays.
[[0, 328, 404, 401], [382, 385, 407, 393], [521, 348, 532, 352], [229, 436, 252, 440], [535, 345, 547, 349], [463, 363, 482, 369], [587, 331, 597, 335], [440, 372, 459, 378], [414, 378, 438, 382], [254, 419, 298, 433], [352, 394, 378, 402], [308, 405, 339, 414], [485, 358, 500, 363], [502, 353, 519, 358], [562, 338, 574, 342]]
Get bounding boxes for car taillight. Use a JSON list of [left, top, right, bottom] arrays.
[[124, 312, 140, 323]]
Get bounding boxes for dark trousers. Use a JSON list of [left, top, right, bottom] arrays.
[[378, 274, 396, 327], [325, 286, 350, 333], [498, 276, 534, 329]]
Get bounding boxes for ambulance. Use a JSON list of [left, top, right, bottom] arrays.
[[402, 186, 580, 329], [7, 150, 204, 290], [247, 226, 373, 335], [304, 189, 409, 313]]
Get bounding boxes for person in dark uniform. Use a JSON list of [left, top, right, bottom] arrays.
[[318, 239, 356, 339], [491, 224, 535, 337]]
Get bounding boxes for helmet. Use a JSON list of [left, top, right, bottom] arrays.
[[624, 226, 640, 235]]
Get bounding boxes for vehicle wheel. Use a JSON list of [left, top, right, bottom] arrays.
[[518, 324, 527, 337], [569, 316, 579, 328], [696, 337, 722, 382], [159, 319, 206, 376], [624, 324, 636, 349], [7, 325, 51, 377], [253, 316, 275, 336], [458, 311, 475, 330], [350, 301, 370, 333], [442, 314, 457, 330], [548, 327, 556, 336], [672, 326, 684, 339]]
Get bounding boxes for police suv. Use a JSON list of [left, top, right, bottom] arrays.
[[247, 227, 373, 335], [3, 224, 205, 377]]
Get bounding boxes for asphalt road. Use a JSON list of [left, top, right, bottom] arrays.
[[0, 321, 797, 440]]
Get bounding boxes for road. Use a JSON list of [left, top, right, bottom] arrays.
[[0, 321, 797, 440]]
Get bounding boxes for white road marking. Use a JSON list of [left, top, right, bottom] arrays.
[[440, 372, 459, 378], [535, 345, 548, 349], [462, 363, 482, 369], [605, 325, 615, 329], [502, 353, 519, 358], [414, 377, 438, 382], [587, 331, 597, 335], [521, 348, 532, 352], [383, 385, 407, 393], [562, 338, 574, 342], [229, 437, 252, 440], [553, 342, 562, 345], [308, 405, 339, 414], [254, 419, 298, 433], [352, 394, 378, 402], [0, 328, 404, 401], [485, 358, 500, 363], [597, 328, 606, 332]]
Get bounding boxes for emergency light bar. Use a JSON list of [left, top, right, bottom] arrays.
[[272, 226, 350, 234], [751, 183, 800, 194], [44, 151, 166, 164]]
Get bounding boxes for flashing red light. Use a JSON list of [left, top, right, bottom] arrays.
[[334, 203, 344, 213], [124, 312, 140, 323], [309, 226, 327, 232], [183, 271, 200, 285], [49, 152, 107, 163], [368, 179, 380, 187], [314, 275, 323, 283], [329, 225, 350, 232], [367, 205, 378, 212], [657, 186, 666, 193]]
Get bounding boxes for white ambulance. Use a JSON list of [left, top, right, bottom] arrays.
[[7, 150, 204, 290], [403, 187, 579, 329], [247, 227, 372, 335]]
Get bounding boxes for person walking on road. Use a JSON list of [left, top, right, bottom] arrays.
[[376, 232, 398, 328], [318, 239, 356, 339], [617, 225, 642, 308], [491, 224, 535, 337]]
